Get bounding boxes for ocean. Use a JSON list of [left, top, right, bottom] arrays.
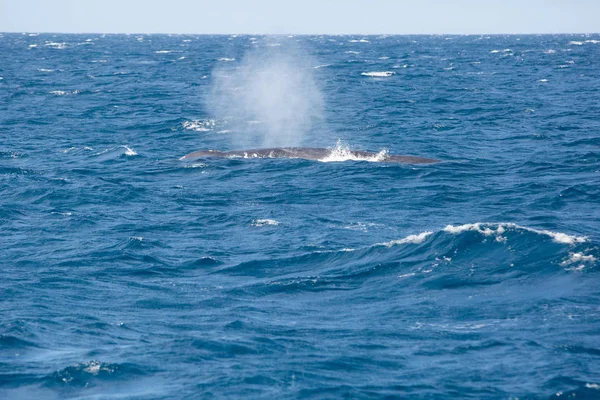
[[1, 33, 599, 399]]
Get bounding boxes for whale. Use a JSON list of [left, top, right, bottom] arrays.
[[181, 147, 439, 164]]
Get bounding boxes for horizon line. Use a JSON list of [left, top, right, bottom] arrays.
[[2, 31, 599, 36]]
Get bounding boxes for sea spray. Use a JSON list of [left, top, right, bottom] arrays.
[[208, 39, 324, 148]]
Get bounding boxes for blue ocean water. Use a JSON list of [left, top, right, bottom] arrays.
[[1, 33, 600, 399]]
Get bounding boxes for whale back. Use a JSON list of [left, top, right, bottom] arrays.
[[182, 147, 439, 164]]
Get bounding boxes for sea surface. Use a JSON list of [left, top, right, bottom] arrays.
[[1, 33, 600, 399]]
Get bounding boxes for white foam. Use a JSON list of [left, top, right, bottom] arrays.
[[252, 219, 279, 227], [155, 50, 174, 54], [585, 40, 600, 44], [183, 119, 216, 132], [569, 41, 583, 46], [318, 140, 388, 163], [544, 49, 556, 54], [50, 90, 80, 96], [560, 253, 596, 266], [379, 231, 433, 247], [345, 51, 360, 54], [84, 361, 102, 375], [184, 162, 207, 169], [28, 44, 37, 48], [51, 211, 72, 216], [443, 223, 587, 245], [122, 146, 137, 156], [38, 68, 54, 72], [45, 42, 67, 49], [378, 56, 390, 60], [96, 145, 137, 157], [537, 79, 548, 82], [349, 39, 369, 43], [361, 71, 394, 77], [218, 57, 235, 61], [490, 49, 512, 53], [314, 64, 330, 69], [586, 383, 600, 390], [398, 272, 416, 279]]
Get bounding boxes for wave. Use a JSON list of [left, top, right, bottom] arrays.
[[251, 219, 280, 227], [182, 119, 216, 132], [44, 42, 68, 49], [361, 71, 394, 77], [43, 360, 149, 388], [94, 145, 138, 160], [217, 223, 597, 294], [50, 90, 80, 96]]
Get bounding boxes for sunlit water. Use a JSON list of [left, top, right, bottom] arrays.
[[1, 33, 600, 399]]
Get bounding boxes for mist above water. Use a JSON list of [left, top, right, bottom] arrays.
[[208, 40, 324, 148]]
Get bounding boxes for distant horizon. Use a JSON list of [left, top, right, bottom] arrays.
[[3, 31, 600, 36]]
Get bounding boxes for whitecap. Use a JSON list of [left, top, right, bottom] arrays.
[[51, 211, 73, 217], [184, 162, 207, 169], [361, 71, 394, 77], [50, 90, 80, 96], [544, 49, 556, 54], [218, 57, 235, 61], [586, 383, 600, 389], [38, 68, 54, 72], [314, 64, 330, 69], [442, 223, 587, 245], [569, 41, 583, 46], [182, 119, 216, 132], [560, 253, 596, 266], [349, 39, 369, 43], [378, 232, 433, 247], [252, 219, 280, 227], [345, 51, 360, 54], [28, 44, 37, 48], [122, 146, 137, 156], [490, 49, 511, 53], [155, 50, 174, 54], [585, 40, 600, 44], [45, 42, 68, 49], [537, 79, 548, 83]]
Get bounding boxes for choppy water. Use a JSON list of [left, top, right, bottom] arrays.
[[1, 33, 600, 399]]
